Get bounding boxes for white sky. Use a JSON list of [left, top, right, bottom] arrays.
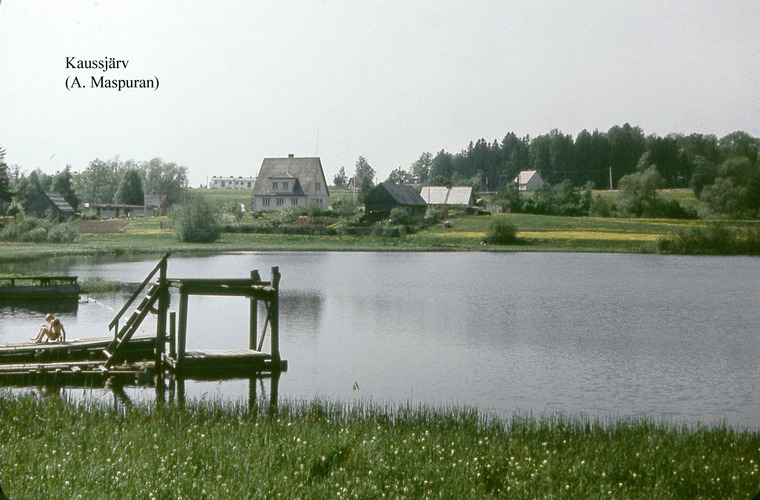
[[1, 1, 758, 187]]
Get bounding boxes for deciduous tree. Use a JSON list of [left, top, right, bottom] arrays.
[[410, 152, 432, 184], [141, 158, 187, 203], [0, 147, 12, 213], [114, 168, 145, 205], [333, 166, 348, 188], [353, 156, 375, 186], [51, 166, 80, 210]]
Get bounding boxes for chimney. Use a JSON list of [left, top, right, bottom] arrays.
[[288, 153, 294, 158]]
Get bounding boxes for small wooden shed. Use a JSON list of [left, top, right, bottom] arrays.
[[28, 191, 76, 221], [364, 183, 427, 218], [144, 194, 172, 216]]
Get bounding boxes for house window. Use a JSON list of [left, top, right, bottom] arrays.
[[221, 181, 226, 187], [247, 182, 251, 188], [291, 198, 298, 206], [276, 198, 284, 206], [283, 181, 289, 190], [263, 198, 270, 206], [316, 182, 321, 191], [272, 181, 279, 190]]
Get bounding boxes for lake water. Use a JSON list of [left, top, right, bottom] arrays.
[[1, 251, 759, 428]]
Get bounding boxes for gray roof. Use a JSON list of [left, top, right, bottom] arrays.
[[375, 184, 427, 206], [252, 157, 329, 197], [44, 192, 75, 212], [420, 186, 474, 205], [420, 186, 449, 205], [447, 187, 474, 205], [144, 194, 170, 207]]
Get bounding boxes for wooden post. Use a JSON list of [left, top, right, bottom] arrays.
[[155, 259, 168, 367], [270, 267, 281, 364], [177, 287, 189, 368], [169, 312, 177, 359], [250, 270, 259, 350]]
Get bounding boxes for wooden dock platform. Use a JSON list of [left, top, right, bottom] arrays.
[[165, 349, 287, 376], [0, 335, 157, 384], [0, 276, 79, 301], [0, 254, 287, 388], [0, 335, 156, 365]]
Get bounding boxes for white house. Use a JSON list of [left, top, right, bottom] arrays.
[[251, 155, 329, 211], [209, 176, 256, 190], [514, 170, 544, 191]]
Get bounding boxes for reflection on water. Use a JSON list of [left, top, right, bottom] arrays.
[[0, 299, 78, 315], [2, 252, 760, 427]]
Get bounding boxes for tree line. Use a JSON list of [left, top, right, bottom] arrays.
[[0, 154, 188, 215], [334, 124, 759, 219], [391, 125, 758, 192]]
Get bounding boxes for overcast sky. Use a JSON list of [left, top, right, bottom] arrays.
[[1, 1, 758, 187]]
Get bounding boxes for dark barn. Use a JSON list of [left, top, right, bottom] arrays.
[[28, 191, 76, 221], [364, 183, 427, 218]]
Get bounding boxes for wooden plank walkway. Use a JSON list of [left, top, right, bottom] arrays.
[[0, 335, 157, 370], [165, 349, 287, 376]]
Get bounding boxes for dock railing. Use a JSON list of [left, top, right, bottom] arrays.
[[108, 253, 170, 338]]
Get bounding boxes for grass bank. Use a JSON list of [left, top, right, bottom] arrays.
[[1, 209, 758, 264], [0, 394, 758, 499]]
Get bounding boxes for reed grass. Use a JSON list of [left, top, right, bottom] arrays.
[[0, 393, 758, 499], [79, 277, 125, 293]]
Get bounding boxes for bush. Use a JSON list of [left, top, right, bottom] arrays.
[[388, 208, 411, 226], [483, 219, 518, 245], [590, 195, 615, 217], [656, 225, 760, 255], [330, 198, 359, 218], [173, 196, 220, 243], [0, 215, 79, 243], [425, 206, 448, 222], [657, 199, 698, 220], [275, 206, 301, 225], [305, 201, 327, 217]]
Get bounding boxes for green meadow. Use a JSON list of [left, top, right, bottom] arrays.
[[1, 394, 759, 499]]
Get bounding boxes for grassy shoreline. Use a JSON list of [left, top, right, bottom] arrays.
[[2, 212, 758, 264], [1, 394, 758, 499]]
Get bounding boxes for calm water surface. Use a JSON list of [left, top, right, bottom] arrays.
[[1, 252, 758, 427]]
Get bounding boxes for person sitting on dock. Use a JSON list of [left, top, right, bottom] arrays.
[[30, 313, 66, 343]]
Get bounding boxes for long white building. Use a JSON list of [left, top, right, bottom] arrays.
[[209, 176, 256, 190]]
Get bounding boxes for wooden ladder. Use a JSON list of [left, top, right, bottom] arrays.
[[103, 283, 160, 368]]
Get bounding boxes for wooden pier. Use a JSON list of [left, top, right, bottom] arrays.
[[0, 276, 79, 301], [0, 254, 287, 393]]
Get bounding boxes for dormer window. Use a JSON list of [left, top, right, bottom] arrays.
[[272, 181, 279, 190], [283, 181, 289, 190]]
